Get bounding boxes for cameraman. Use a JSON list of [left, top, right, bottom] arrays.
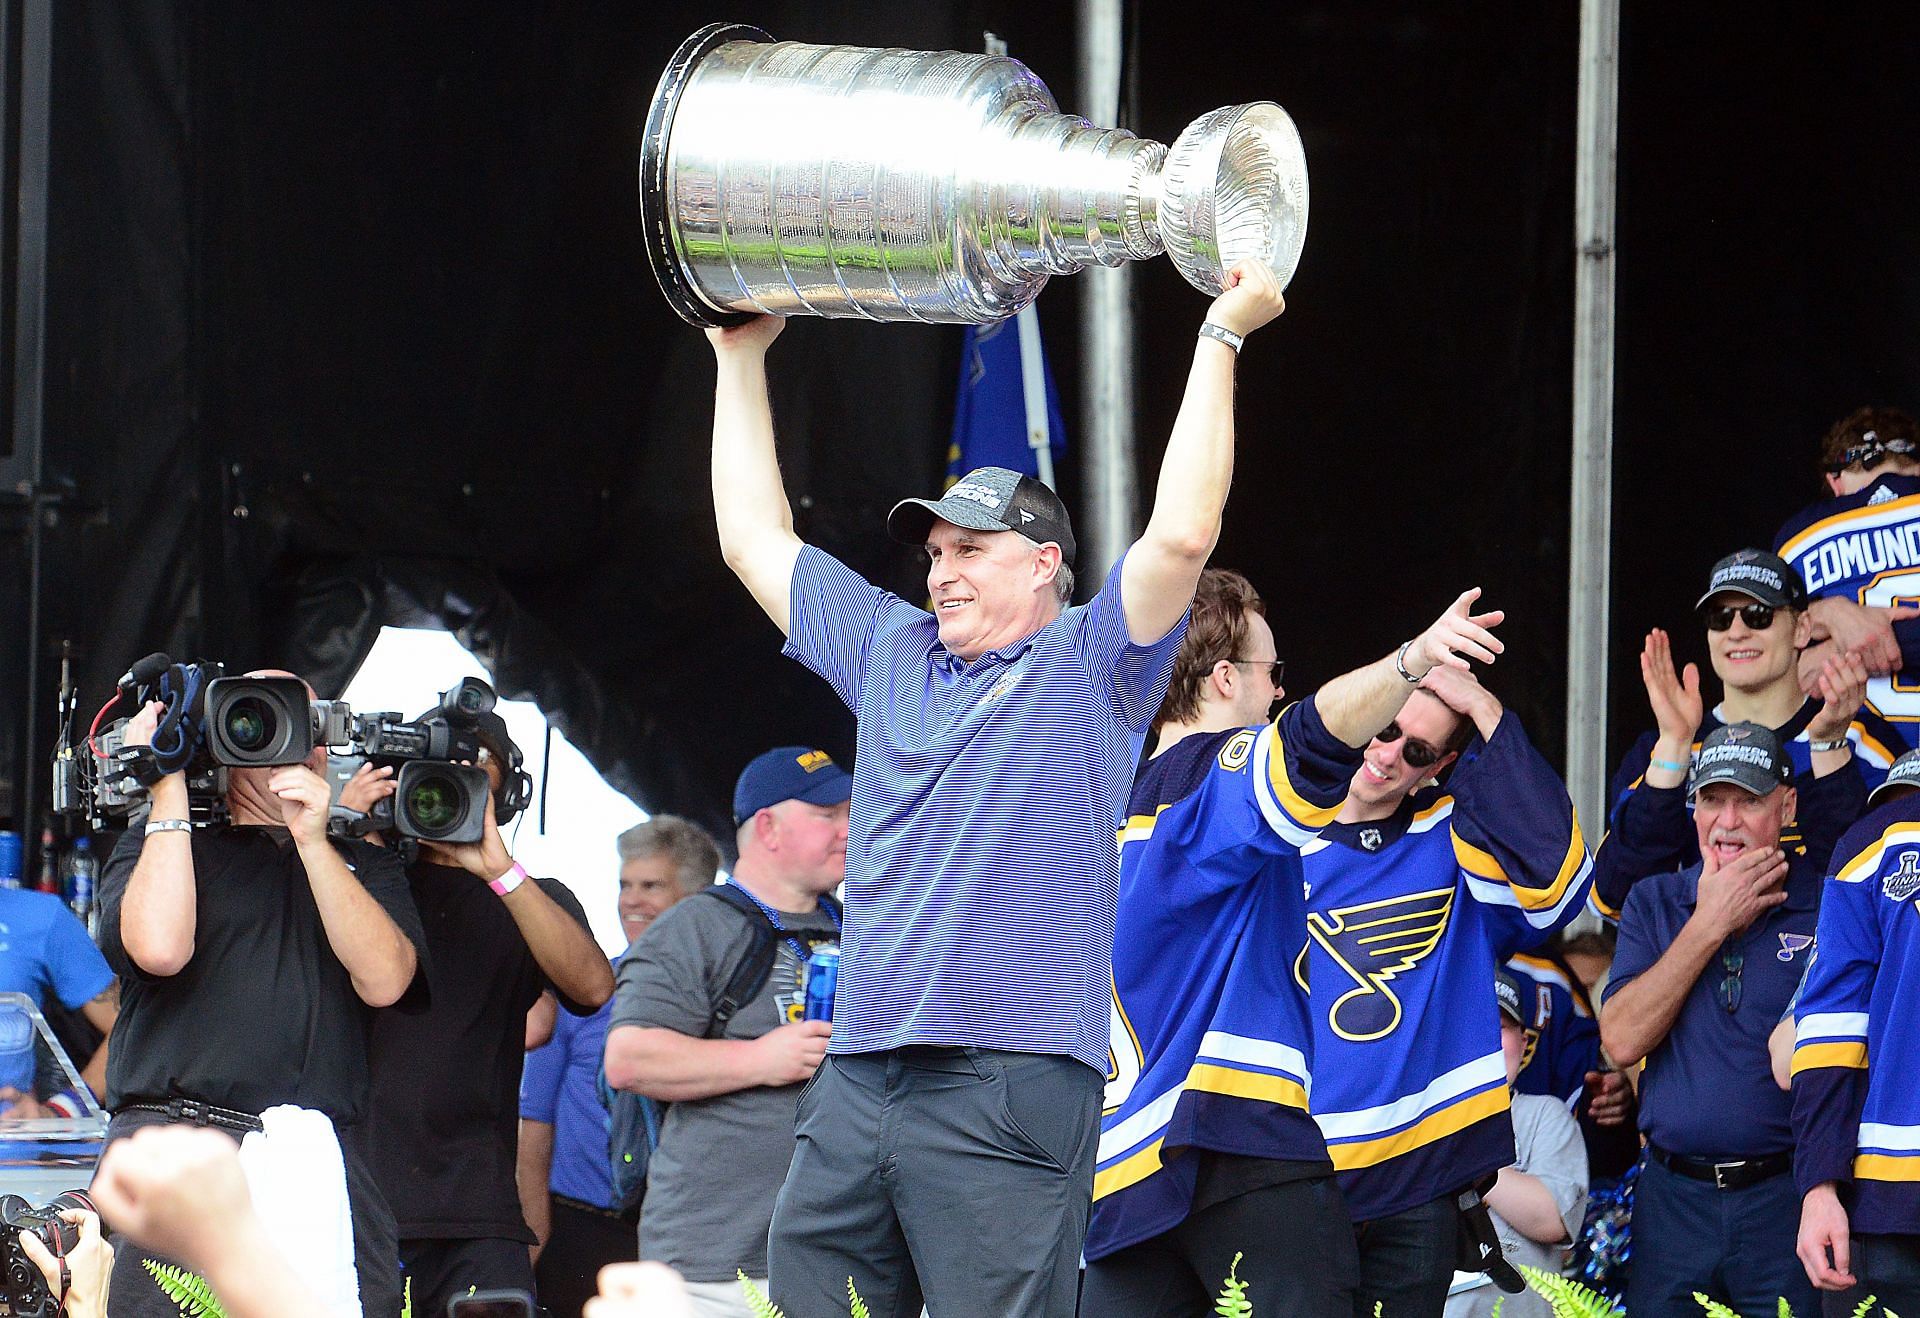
[[353, 713, 613, 1316], [93, 671, 429, 1318]]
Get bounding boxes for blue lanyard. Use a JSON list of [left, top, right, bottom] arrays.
[[732, 883, 841, 966]]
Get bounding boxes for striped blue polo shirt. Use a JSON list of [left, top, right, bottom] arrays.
[[783, 544, 1186, 1072]]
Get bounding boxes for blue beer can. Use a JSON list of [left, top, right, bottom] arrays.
[[803, 945, 840, 1023]]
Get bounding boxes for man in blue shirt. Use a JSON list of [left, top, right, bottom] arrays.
[[518, 815, 720, 1318], [705, 259, 1298, 1317], [1601, 723, 1821, 1316], [0, 885, 117, 1112]]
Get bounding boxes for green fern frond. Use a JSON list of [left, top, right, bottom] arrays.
[[847, 1277, 871, 1318], [1780, 1302, 1793, 1318], [1516, 1264, 1623, 1317], [1213, 1251, 1253, 1318], [1491, 1301, 1503, 1318], [738, 1270, 786, 1318], [401, 1277, 412, 1318], [1852, 1300, 1884, 1318], [141, 1258, 228, 1318], [1693, 1295, 1738, 1318]]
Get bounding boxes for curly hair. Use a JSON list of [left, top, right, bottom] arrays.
[[617, 815, 721, 894], [1154, 569, 1266, 730], [1819, 405, 1920, 481]]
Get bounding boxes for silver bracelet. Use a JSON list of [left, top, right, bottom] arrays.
[[1198, 322, 1244, 354], [1394, 640, 1425, 685], [1808, 738, 1851, 754], [144, 818, 193, 837]]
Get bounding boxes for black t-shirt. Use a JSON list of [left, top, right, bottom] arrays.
[[98, 825, 429, 1123], [360, 862, 595, 1240]]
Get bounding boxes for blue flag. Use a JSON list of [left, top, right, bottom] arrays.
[[948, 307, 1067, 489]]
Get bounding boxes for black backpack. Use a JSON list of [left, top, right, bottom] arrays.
[[697, 884, 842, 1039]]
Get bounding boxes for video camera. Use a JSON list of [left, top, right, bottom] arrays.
[[55, 654, 513, 845], [0, 1190, 90, 1318]]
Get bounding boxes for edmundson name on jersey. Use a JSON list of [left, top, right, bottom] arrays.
[[1797, 521, 1920, 595]]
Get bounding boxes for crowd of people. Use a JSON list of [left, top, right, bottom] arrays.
[[6, 257, 1920, 1318]]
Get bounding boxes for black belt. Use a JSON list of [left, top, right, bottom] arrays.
[[119, 1097, 265, 1135], [1649, 1144, 1791, 1190], [551, 1191, 640, 1226]]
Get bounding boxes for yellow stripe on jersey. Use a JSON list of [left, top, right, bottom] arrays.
[[1853, 721, 1900, 768], [1093, 1138, 1165, 1199], [1856, 1152, 1920, 1183], [1837, 822, 1920, 885], [1326, 1084, 1511, 1172], [1185, 1063, 1310, 1111], [1450, 819, 1587, 912], [1117, 804, 1172, 847], [1267, 727, 1344, 829], [1778, 492, 1920, 560], [1791, 1041, 1870, 1075]]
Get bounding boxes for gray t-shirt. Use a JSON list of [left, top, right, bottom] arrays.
[[1445, 1092, 1589, 1318], [611, 887, 838, 1283]]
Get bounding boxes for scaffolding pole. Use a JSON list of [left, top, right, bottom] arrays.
[[1567, 0, 1621, 845], [1076, 0, 1137, 586]]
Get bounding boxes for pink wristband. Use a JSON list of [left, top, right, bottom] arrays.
[[488, 861, 527, 897]]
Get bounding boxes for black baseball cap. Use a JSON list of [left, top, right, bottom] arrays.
[[1495, 969, 1526, 1026], [887, 466, 1077, 567], [1688, 722, 1793, 799], [733, 747, 853, 826], [1695, 549, 1809, 612], [1870, 748, 1920, 806]]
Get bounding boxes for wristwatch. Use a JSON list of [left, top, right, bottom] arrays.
[[144, 818, 193, 837], [1808, 738, 1851, 754]]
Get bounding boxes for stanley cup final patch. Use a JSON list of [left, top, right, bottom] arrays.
[[1885, 850, 1920, 903]]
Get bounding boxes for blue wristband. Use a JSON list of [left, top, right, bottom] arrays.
[[1649, 757, 1687, 773]]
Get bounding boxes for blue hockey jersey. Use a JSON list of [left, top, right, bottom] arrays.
[[1791, 795, 1920, 1233], [1587, 700, 1881, 921], [1089, 699, 1359, 1260], [1507, 951, 1601, 1111], [1300, 710, 1592, 1223], [1777, 473, 1920, 748]]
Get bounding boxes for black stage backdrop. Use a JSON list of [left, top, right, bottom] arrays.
[[19, 2, 1920, 842]]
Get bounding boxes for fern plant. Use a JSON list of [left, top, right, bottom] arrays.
[[1213, 1251, 1252, 1318], [141, 1258, 228, 1318], [738, 1271, 786, 1318], [1518, 1264, 1624, 1317], [848, 1278, 871, 1318]]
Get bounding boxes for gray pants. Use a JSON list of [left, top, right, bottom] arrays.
[[768, 1046, 1100, 1318]]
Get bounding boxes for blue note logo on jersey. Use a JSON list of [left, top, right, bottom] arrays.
[[1776, 932, 1814, 962], [1884, 850, 1920, 903], [1298, 887, 1455, 1041]]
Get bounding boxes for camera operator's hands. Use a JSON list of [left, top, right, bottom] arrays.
[[121, 699, 164, 749], [752, 1020, 831, 1087], [337, 762, 395, 815], [266, 765, 333, 847], [20, 1208, 112, 1318], [425, 788, 515, 884]]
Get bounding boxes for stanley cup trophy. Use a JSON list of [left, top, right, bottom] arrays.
[[640, 24, 1309, 326]]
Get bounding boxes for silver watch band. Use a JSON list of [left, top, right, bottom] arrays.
[[1394, 640, 1425, 685], [1198, 321, 1244, 354], [144, 818, 193, 837], [1808, 738, 1851, 754]]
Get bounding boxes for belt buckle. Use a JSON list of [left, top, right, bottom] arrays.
[[169, 1098, 208, 1126], [1713, 1161, 1737, 1189]]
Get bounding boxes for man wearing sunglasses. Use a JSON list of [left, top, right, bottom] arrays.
[[1776, 407, 1920, 744], [1599, 723, 1821, 1317], [1589, 548, 1887, 922], [1088, 580, 1508, 1318], [1297, 661, 1590, 1317]]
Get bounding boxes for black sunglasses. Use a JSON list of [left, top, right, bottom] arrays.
[[1702, 602, 1778, 632], [1229, 657, 1285, 686], [1717, 945, 1744, 1014], [1374, 721, 1443, 769]]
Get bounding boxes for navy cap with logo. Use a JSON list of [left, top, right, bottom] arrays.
[[887, 466, 1077, 567], [732, 746, 853, 826], [1694, 549, 1809, 612], [1870, 748, 1920, 806], [1495, 968, 1526, 1026], [1687, 722, 1793, 799]]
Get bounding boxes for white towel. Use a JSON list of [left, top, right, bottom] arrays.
[[237, 1104, 361, 1318]]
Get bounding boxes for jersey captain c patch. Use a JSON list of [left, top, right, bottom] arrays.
[[1297, 886, 1455, 1042]]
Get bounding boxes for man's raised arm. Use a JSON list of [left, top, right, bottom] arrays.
[[1119, 260, 1287, 645], [1314, 589, 1508, 747], [709, 316, 805, 635]]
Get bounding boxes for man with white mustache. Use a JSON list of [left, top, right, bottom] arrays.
[[1600, 722, 1821, 1317]]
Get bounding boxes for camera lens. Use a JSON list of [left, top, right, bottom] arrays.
[[458, 685, 483, 713], [222, 697, 276, 753], [405, 772, 462, 835]]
